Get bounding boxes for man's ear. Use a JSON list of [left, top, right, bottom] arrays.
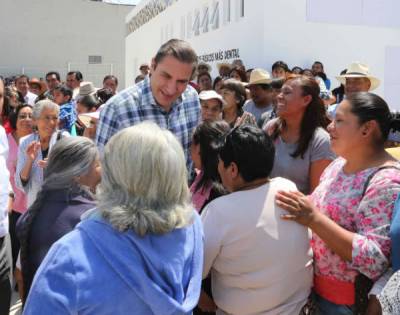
[[150, 58, 157, 74]]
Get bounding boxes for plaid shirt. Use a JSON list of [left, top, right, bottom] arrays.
[[96, 76, 201, 170]]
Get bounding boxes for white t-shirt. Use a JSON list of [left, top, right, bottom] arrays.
[[24, 91, 38, 106], [201, 177, 313, 315]]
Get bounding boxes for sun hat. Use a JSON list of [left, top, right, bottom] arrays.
[[78, 104, 104, 128], [336, 62, 380, 91], [78, 82, 99, 98], [246, 68, 272, 86], [29, 78, 47, 94], [199, 90, 226, 106], [217, 62, 232, 72], [197, 62, 211, 73]]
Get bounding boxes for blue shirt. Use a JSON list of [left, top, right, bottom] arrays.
[[23, 210, 204, 315], [95, 77, 201, 170], [59, 100, 77, 133]]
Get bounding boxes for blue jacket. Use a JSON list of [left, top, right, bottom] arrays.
[[391, 195, 400, 272], [23, 210, 204, 315]]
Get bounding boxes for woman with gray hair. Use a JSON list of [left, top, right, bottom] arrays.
[[15, 100, 69, 206], [23, 122, 204, 315], [16, 136, 100, 302]]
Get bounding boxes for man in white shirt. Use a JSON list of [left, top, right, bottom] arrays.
[[15, 75, 37, 105], [0, 77, 11, 315], [201, 125, 313, 315]]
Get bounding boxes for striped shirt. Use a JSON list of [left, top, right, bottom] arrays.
[[95, 76, 201, 170]]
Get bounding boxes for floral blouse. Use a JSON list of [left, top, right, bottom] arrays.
[[310, 158, 400, 282]]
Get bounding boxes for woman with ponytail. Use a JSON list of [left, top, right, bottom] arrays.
[[17, 136, 100, 301], [265, 75, 335, 194], [276, 92, 400, 314]]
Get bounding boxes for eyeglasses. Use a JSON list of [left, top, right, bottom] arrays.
[[18, 114, 33, 119]]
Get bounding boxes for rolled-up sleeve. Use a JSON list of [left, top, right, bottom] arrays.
[[351, 172, 400, 280]]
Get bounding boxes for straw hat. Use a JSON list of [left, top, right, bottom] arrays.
[[336, 62, 380, 91], [199, 90, 226, 106], [197, 62, 211, 73], [217, 62, 232, 72], [78, 81, 99, 98], [78, 104, 104, 128], [29, 78, 47, 94], [247, 68, 272, 86]]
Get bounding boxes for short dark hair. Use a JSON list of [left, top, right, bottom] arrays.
[[67, 71, 83, 81], [54, 85, 73, 101], [313, 61, 324, 69], [9, 104, 33, 130], [222, 79, 247, 115], [103, 75, 118, 85], [77, 94, 100, 111], [15, 75, 29, 83], [96, 88, 113, 105], [219, 124, 275, 182], [154, 39, 198, 74], [272, 61, 289, 72], [45, 71, 60, 82], [192, 120, 230, 193], [347, 92, 400, 144], [270, 78, 285, 89]]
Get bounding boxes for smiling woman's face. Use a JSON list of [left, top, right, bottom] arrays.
[[327, 100, 364, 157], [35, 108, 59, 138]]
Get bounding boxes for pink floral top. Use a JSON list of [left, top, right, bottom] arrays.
[[310, 158, 400, 283]]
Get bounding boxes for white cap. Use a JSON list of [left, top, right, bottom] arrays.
[[199, 90, 226, 105]]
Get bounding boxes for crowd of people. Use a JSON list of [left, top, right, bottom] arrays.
[[1, 38, 400, 315]]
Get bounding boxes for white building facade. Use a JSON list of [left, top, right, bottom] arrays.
[[0, 0, 133, 88], [125, 0, 400, 109]]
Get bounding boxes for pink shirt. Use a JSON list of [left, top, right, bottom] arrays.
[[310, 158, 400, 283], [6, 133, 28, 213], [190, 171, 212, 212]]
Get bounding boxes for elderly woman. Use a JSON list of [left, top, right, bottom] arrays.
[[16, 136, 100, 301], [202, 124, 313, 315], [276, 92, 400, 314], [23, 122, 203, 315], [15, 100, 69, 206]]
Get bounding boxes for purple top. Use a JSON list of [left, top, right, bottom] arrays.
[[17, 187, 95, 291]]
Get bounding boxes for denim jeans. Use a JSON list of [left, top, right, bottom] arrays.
[[313, 293, 354, 315]]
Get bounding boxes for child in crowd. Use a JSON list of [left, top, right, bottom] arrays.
[[53, 85, 77, 135]]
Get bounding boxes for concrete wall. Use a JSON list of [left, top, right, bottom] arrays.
[[0, 0, 132, 88], [125, 0, 400, 109]]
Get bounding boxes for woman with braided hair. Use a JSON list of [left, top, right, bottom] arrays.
[[16, 136, 101, 301]]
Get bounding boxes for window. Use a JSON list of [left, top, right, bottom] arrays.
[[88, 56, 102, 64]]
